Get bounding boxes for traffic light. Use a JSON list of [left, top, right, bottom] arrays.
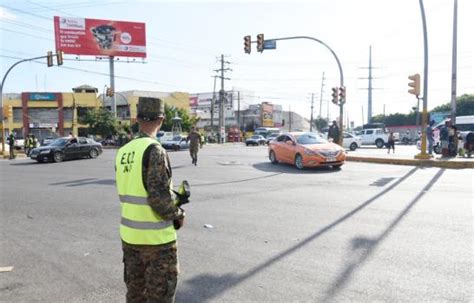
[[331, 87, 339, 104], [56, 51, 63, 66], [339, 86, 346, 103], [106, 87, 114, 97], [244, 35, 251, 54], [3, 105, 13, 118], [47, 51, 53, 67], [256, 33, 264, 52], [408, 73, 420, 96]]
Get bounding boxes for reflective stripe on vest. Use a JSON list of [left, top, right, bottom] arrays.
[[116, 137, 177, 245]]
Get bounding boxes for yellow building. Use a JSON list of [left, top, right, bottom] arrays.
[[2, 87, 190, 142]]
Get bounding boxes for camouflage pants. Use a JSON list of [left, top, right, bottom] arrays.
[[189, 145, 198, 163], [123, 242, 178, 303]]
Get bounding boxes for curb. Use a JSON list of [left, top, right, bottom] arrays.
[[346, 156, 474, 169]]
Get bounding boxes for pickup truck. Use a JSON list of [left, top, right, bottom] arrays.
[[359, 128, 389, 148]]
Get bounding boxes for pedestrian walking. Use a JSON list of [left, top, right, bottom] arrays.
[[426, 120, 435, 155], [8, 133, 15, 160], [186, 126, 202, 166], [387, 132, 395, 154], [24, 135, 31, 157], [328, 120, 340, 145], [115, 97, 186, 303]]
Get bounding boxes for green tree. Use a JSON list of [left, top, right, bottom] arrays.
[[161, 104, 200, 132], [313, 117, 328, 131], [80, 107, 119, 137], [430, 94, 474, 115]]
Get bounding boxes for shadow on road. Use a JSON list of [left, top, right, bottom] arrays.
[[191, 172, 282, 187], [49, 178, 115, 187], [176, 167, 420, 302], [322, 168, 446, 301], [252, 162, 339, 174]]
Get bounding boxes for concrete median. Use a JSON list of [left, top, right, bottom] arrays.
[[346, 155, 474, 169]]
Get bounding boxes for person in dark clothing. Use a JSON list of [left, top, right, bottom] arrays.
[[328, 120, 340, 145], [8, 133, 15, 160], [387, 132, 395, 154], [440, 121, 450, 157]]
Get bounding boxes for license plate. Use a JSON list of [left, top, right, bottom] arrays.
[[30, 154, 37, 159], [326, 157, 336, 162]]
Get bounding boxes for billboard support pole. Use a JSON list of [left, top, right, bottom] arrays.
[[109, 56, 116, 118]]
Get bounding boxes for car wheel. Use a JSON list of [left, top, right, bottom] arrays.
[[246, 143, 249, 146], [269, 150, 278, 164], [53, 151, 64, 163], [433, 144, 441, 154], [402, 137, 409, 145], [89, 148, 99, 159], [333, 164, 343, 169], [375, 139, 384, 148], [294, 154, 304, 170], [349, 142, 357, 151], [173, 145, 180, 151]]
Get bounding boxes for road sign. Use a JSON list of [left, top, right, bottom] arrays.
[[263, 40, 276, 50]]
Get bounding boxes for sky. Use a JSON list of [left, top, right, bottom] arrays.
[[1, 0, 473, 127]]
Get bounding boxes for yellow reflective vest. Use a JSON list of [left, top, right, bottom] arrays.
[[115, 137, 177, 245]]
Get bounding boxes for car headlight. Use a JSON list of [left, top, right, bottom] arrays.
[[40, 149, 51, 154], [304, 149, 317, 155]]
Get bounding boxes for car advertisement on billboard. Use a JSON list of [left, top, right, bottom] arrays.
[[54, 16, 146, 58]]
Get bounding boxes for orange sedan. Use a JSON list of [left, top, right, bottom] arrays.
[[268, 132, 346, 169]]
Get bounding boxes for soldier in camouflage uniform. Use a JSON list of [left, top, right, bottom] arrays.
[[186, 126, 202, 166], [116, 97, 186, 303]]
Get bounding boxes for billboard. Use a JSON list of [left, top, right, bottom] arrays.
[[54, 16, 146, 58], [261, 102, 273, 127]]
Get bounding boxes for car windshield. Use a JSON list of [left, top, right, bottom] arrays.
[[49, 138, 69, 146], [171, 136, 182, 141], [295, 133, 328, 145], [251, 135, 260, 139]]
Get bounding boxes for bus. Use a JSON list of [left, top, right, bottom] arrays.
[[254, 127, 281, 138]]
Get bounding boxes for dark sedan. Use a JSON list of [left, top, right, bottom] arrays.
[[245, 135, 266, 146], [29, 137, 102, 163]]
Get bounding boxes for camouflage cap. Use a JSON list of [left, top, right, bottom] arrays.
[[137, 97, 164, 121]]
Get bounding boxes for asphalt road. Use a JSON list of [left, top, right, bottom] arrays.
[[1, 144, 472, 302]]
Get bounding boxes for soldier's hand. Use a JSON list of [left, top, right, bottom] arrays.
[[173, 209, 185, 230]]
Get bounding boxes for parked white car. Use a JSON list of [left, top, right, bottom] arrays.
[[343, 132, 362, 151], [359, 128, 389, 148]]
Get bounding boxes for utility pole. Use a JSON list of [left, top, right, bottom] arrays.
[[450, 0, 458, 125], [214, 54, 231, 144], [211, 75, 217, 128], [237, 91, 241, 132], [109, 56, 116, 118], [368, 45, 373, 123], [310, 93, 314, 131], [319, 71, 325, 119], [361, 105, 365, 127], [358, 45, 381, 124], [383, 104, 386, 117], [289, 105, 292, 132]]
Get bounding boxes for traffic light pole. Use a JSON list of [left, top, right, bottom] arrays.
[[109, 56, 116, 118], [415, 0, 431, 159], [256, 36, 345, 145], [0, 55, 49, 157]]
